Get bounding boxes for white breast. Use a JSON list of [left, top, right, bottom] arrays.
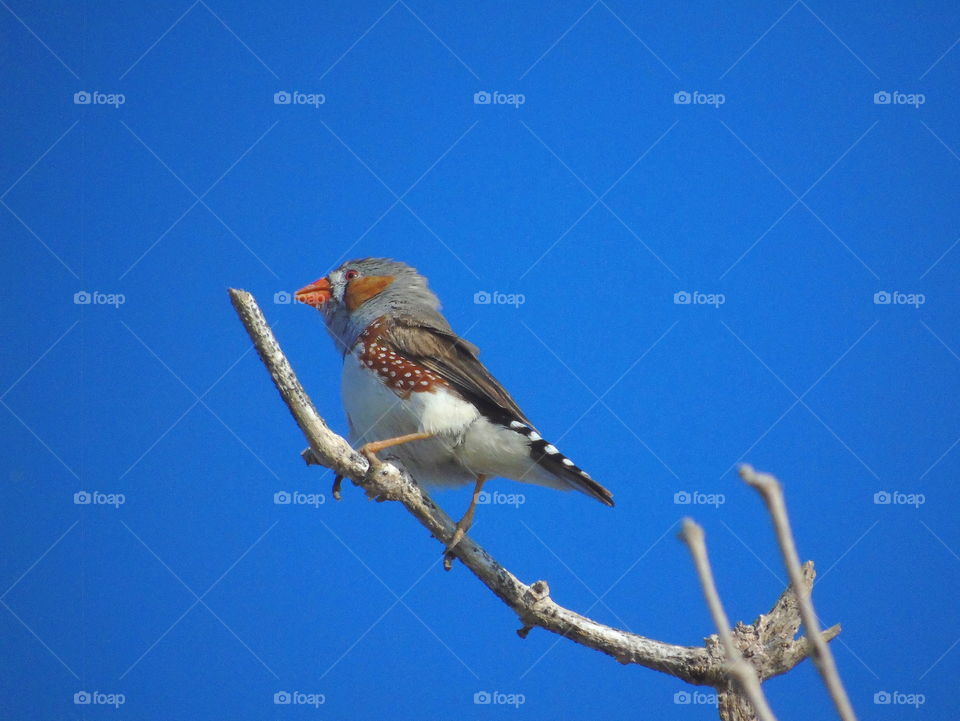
[[340, 347, 568, 492], [341, 349, 480, 486]]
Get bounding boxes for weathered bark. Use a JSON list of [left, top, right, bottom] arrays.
[[228, 288, 849, 719]]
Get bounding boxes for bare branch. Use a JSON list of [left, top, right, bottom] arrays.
[[734, 560, 842, 682], [230, 288, 712, 681], [681, 519, 778, 721], [228, 288, 845, 714], [739, 465, 858, 721]]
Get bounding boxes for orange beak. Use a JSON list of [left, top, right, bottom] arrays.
[[295, 277, 332, 308]]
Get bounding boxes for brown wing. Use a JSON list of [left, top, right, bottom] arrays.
[[381, 314, 536, 428]]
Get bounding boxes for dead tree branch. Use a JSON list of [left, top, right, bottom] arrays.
[[229, 288, 847, 718], [739, 465, 858, 721], [681, 519, 778, 721]]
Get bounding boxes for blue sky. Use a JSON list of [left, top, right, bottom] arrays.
[[2, 1, 959, 719]]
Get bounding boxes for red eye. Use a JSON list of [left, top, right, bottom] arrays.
[[344, 269, 360, 281]]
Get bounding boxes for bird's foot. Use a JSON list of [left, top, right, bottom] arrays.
[[359, 441, 383, 469], [442, 520, 470, 571], [359, 444, 395, 502], [442, 476, 485, 571], [448, 524, 467, 553]]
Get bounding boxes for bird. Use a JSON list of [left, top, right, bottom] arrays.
[[295, 258, 613, 560]]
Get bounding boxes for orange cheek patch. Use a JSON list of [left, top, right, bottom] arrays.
[[345, 275, 395, 311]]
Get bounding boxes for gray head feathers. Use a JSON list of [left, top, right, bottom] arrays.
[[321, 258, 450, 354]]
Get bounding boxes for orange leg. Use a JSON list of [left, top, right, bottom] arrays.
[[446, 475, 487, 555], [360, 432, 434, 465]]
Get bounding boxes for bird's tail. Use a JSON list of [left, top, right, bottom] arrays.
[[509, 421, 614, 506]]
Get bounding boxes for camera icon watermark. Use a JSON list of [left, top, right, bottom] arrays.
[[673, 290, 725, 308], [74, 691, 126, 707], [274, 90, 325, 108], [476, 490, 526, 508], [873, 490, 925, 508], [673, 690, 718, 706], [873, 690, 925, 707], [473, 90, 526, 108], [73, 90, 125, 108], [274, 290, 314, 305], [473, 690, 526, 707], [873, 90, 925, 108], [473, 290, 526, 307], [674, 90, 725, 108], [274, 490, 325, 507], [673, 491, 725, 508], [273, 690, 325, 706], [74, 290, 126, 308], [74, 491, 126, 508], [873, 290, 925, 308]]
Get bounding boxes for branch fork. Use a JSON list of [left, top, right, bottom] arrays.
[[229, 288, 856, 721]]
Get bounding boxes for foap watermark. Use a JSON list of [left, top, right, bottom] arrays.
[[473, 90, 526, 108], [274, 490, 325, 507], [273, 691, 325, 707], [674, 690, 719, 706], [674, 290, 725, 308], [873, 290, 925, 308], [274, 90, 325, 108], [473, 690, 526, 707], [74, 691, 126, 708], [873, 90, 925, 108], [74, 90, 125, 108], [674, 90, 725, 108], [873, 491, 925, 508], [74, 491, 126, 508], [476, 490, 526, 508], [74, 290, 126, 308], [474, 290, 526, 307], [674, 491, 725, 508], [874, 690, 925, 708], [272, 291, 306, 305]]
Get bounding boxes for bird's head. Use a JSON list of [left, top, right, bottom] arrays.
[[296, 258, 444, 353]]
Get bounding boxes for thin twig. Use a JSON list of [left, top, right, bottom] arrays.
[[739, 465, 858, 721], [681, 519, 779, 721]]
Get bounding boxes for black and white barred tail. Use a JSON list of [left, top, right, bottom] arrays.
[[509, 421, 614, 507]]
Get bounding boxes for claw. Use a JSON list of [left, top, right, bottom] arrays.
[[442, 526, 466, 570], [359, 443, 380, 468], [448, 524, 466, 553], [441, 476, 487, 571], [449, 478, 484, 550]]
